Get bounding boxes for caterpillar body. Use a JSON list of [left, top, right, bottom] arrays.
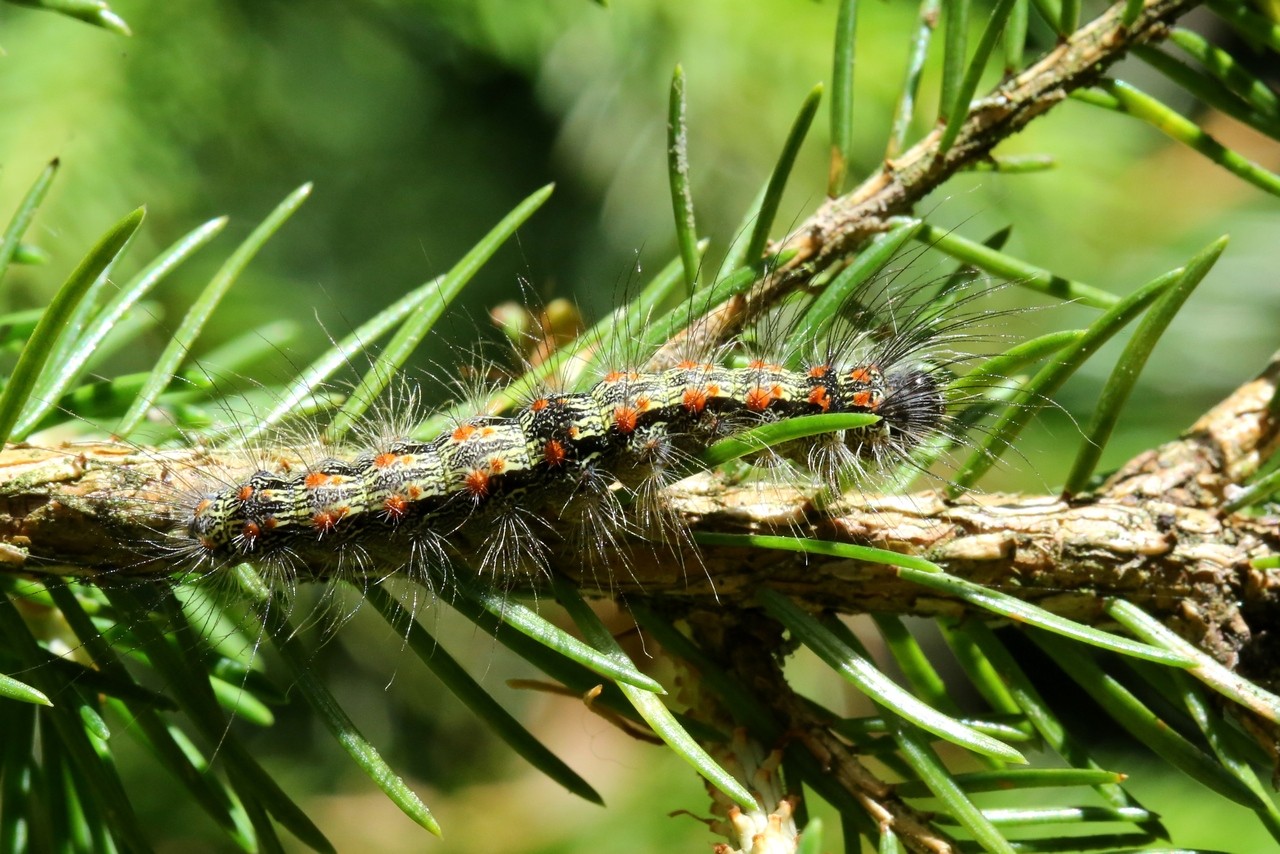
[[158, 273, 970, 589], [180, 362, 942, 573]]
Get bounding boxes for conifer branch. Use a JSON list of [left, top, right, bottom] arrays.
[[3, 350, 1276, 682], [684, 0, 1203, 346], [788, 0, 1198, 265]]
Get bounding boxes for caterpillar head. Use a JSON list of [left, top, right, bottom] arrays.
[[876, 367, 947, 452]]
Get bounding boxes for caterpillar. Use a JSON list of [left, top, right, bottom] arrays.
[[179, 361, 939, 570], [147, 266, 978, 593]]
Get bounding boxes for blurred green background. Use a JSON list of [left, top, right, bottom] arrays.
[[2, 0, 1279, 851]]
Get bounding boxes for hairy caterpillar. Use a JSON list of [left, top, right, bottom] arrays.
[[139, 264, 979, 598], [178, 362, 938, 568]]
